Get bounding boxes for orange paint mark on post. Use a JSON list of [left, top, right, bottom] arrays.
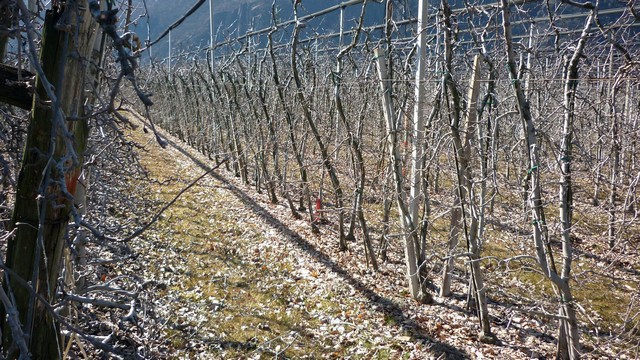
[[314, 197, 322, 222], [65, 168, 81, 196]]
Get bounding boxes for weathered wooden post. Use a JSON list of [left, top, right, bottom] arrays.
[[3, 1, 99, 358]]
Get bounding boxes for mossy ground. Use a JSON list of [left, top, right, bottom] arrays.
[[124, 132, 322, 358], [116, 112, 638, 358], [122, 125, 416, 359]]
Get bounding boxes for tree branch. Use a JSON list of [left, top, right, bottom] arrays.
[[0, 64, 33, 109]]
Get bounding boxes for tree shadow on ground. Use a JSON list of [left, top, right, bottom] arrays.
[[487, 218, 640, 278], [161, 137, 469, 359]]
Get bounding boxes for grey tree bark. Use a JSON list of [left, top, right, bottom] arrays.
[[501, 0, 588, 357], [375, 47, 432, 304], [291, 2, 347, 249], [438, 1, 493, 338]]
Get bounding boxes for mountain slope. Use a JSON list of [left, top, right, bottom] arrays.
[[132, 0, 386, 60]]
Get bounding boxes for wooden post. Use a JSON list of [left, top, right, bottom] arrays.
[[409, 0, 428, 233], [3, 2, 99, 358], [0, 65, 33, 109]]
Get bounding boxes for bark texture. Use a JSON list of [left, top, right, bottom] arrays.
[[3, 2, 97, 358]]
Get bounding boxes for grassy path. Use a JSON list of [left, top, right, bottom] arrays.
[[121, 109, 640, 358], [105, 107, 640, 359], [123, 120, 448, 359]]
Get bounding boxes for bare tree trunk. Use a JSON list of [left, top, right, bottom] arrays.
[[608, 57, 620, 249], [242, 65, 278, 203], [439, 2, 493, 336], [441, 192, 460, 297], [591, 62, 604, 206], [203, 64, 232, 171], [556, 11, 593, 358], [333, 1, 377, 268], [352, 102, 378, 270], [209, 73, 240, 176], [474, 43, 498, 242], [222, 76, 249, 184], [379, 165, 392, 262], [409, 0, 429, 273], [375, 47, 431, 304], [266, 19, 310, 225], [291, 3, 346, 248], [625, 83, 638, 215], [502, 1, 587, 357]]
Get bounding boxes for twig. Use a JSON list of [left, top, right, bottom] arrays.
[[59, 294, 131, 310], [0, 260, 123, 357], [512, 307, 571, 321], [80, 285, 137, 298], [0, 286, 30, 360], [87, 0, 166, 148]]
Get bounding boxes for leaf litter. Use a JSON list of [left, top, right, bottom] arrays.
[[73, 113, 639, 359]]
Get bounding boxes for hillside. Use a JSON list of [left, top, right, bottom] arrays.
[[134, 0, 387, 60]]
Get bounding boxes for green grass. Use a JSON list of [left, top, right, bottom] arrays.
[[125, 127, 362, 358], [123, 113, 639, 357]]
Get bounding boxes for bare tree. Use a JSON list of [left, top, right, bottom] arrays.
[[333, 1, 378, 269], [375, 47, 431, 304], [501, 0, 596, 357], [291, 2, 348, 249]]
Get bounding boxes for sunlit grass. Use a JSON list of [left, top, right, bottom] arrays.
[[481, 219, 638, 337], [122, 111, 639, 356], [123, 126, 368, 358]]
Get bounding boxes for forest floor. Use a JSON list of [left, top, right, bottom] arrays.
[[70, 111, 640, 359]]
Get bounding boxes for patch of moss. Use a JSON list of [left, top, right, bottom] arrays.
[[165, 329, 187, 350], [482, 233, 637, 336]]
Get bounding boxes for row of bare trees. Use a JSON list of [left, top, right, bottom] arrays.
[[141, 0, 639, 358], [0, 0, 636, 358]]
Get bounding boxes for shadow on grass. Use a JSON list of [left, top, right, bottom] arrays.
[[161, 137, 469, 359], [486, 218, 640, 278], [572, 246, 640, 277]]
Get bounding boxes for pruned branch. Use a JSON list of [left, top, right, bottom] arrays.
[[0, 64, 33, 109]]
